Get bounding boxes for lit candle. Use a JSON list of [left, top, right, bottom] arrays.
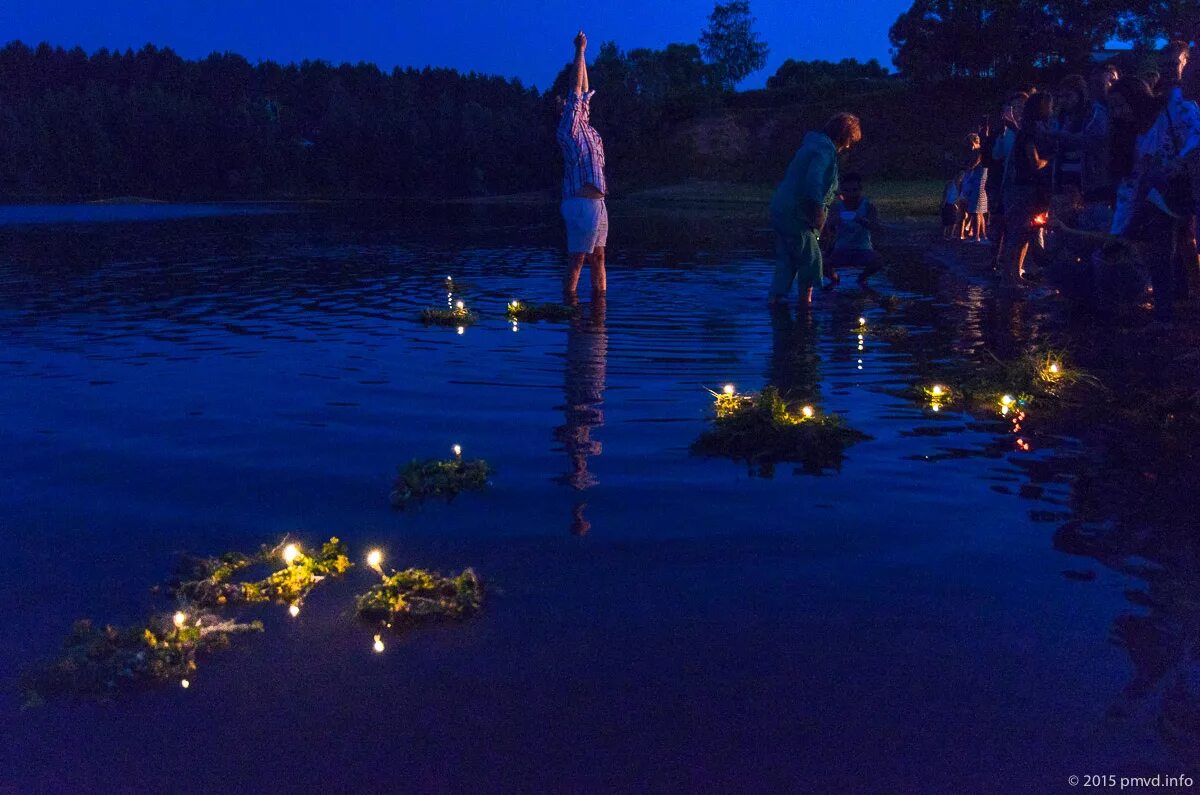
[[282, 543, 300, 565]]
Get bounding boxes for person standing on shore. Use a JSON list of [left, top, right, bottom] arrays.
[[557, 31, 608, 301], [767, 113, 862, 306]]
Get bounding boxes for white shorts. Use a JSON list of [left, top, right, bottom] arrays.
[[562, 197, 609, 254]]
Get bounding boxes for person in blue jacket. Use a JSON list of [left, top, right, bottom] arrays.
[[768, 113, 863, 306]]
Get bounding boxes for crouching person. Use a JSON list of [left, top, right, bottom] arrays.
[[824, 172, 884, 286]]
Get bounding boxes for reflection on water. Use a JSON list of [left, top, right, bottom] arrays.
[[0, 204, 1193, 788], [555, 298, 608, 535]]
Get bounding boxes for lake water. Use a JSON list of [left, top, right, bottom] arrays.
[[0, 203, 1190, 792]]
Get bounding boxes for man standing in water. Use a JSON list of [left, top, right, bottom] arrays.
[[558, 31, 608, 300]]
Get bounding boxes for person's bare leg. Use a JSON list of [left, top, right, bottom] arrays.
[[1014, 242, 1030, 281], [564, 253, 586, 300], [588, 246, 606, 294]]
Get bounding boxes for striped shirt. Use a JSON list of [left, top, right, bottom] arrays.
[[557, 90, 607, 199]]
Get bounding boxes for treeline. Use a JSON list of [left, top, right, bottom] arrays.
[[0, 41, 552, 199], [0, 2, 775, 200], [890, 0, 1197, 83]]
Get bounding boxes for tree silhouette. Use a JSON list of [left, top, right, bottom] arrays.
[[700, 1, 770, 90]]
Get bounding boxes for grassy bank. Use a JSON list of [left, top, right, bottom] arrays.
[[622, 179, 941, 218]]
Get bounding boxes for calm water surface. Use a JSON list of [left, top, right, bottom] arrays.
[[0, 204, 1185, 791]]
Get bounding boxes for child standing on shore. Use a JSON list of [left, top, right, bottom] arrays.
[[942, 172, 963, 240]]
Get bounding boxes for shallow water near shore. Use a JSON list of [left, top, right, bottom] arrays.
[[0, 202, 1192, 791]]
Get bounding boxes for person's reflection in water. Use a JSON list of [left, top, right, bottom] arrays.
[[554, 297, 608, 535], [768, 303, 820, 402]]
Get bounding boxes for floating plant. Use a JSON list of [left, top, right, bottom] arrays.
[[920, 348, 1102, 414], [420, 300, 477, 327], [506, 299, 578, 323], [356, 567, 483, 627], [390, 446, 491, 509], [921, 383, 953, 412], [170, 537, 352, 608], [691, 385, 870, 475], [22, 613, 262, 705]]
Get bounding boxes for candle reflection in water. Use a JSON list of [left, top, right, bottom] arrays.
[[554, 298, 607, 536]]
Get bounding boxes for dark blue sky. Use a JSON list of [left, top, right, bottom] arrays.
[[0, 0, 910, 90]]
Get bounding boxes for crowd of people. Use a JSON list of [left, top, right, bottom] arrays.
[[557, 32, 1199, 323], [943, 42, 1199, 322]]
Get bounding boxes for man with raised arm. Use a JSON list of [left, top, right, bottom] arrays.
[[557, 30, 608, 300]]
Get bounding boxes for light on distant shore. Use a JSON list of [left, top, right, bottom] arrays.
[[453, 444, 462, 459], [455, 300, 464, 311], [288, 604, 300, 617], [802, 405, 815, 419], [456, 326, 465, 335], [283, 543, 301, 565], [723, 383, 736, 396], [180, 679, 190, 689], [373, 634, 385, 653], [173, 611, 187, 628], [931, 385, 945, 397], [858, 317, 866, 326], [367, 549, 383, 574]]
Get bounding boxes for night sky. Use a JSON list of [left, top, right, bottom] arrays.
[[0, 0, 911, 90]]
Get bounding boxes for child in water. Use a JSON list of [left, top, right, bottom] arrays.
[[823, 172, 883, 285]]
